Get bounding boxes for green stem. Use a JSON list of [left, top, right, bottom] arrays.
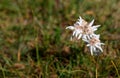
[[36, 38, 40, 65]]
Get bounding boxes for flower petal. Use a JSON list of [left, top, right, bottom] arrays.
[[78, 16, 83, 25], [90, 46, 93, 55], [75, 30, 79, 37], [93, 34, 100, 39], [86, 35, 91, 40], [83, 38, 89, 43], [72, 31, 76, 36], [93, 25, 100, 28], [95, 45, 103, 52], [82, 35, 87, 40], [89, 19, 94, 27], [86, 44, 90, 46], [93, 46, 96, 52], [78, 34, 82, 39], [100, 43, 105, 45], [92, 25, 100, 31], [66, 26, 75, 30]]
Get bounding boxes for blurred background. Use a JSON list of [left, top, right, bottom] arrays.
[[0, 0, 120, 77]]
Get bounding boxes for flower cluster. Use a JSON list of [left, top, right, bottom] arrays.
[[66, 16, 104, 55]]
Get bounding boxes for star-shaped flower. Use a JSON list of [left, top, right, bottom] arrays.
[[66, 16, 100, 40], [83, 35, 104, 55]]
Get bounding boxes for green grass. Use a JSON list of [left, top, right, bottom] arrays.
[[0, 0, 120, 78]]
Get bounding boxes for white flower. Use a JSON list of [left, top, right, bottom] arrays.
[[66, 16, 100, 40], [81, 19, 100, 40], [83, 35, 104, 55]]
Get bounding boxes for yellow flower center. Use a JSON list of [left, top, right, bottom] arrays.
[[90, 38, 100, 45]]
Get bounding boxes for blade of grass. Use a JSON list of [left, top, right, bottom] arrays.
[[96, 66, 98, 78], [59, 69, 86, 74], [0, 64, 5, 78], [35, 37, 40, 65], [111, 60, 120, 78], [17, 48, 21, 62]]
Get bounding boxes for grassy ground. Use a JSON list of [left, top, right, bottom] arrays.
[[0, 0, 120, 78]]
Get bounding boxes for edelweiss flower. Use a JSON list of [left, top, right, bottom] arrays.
[[83, 35, 104, 55], [66, 16, 100, 40], [81, 19, 100, 40], [66, 16, 87, 40]]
